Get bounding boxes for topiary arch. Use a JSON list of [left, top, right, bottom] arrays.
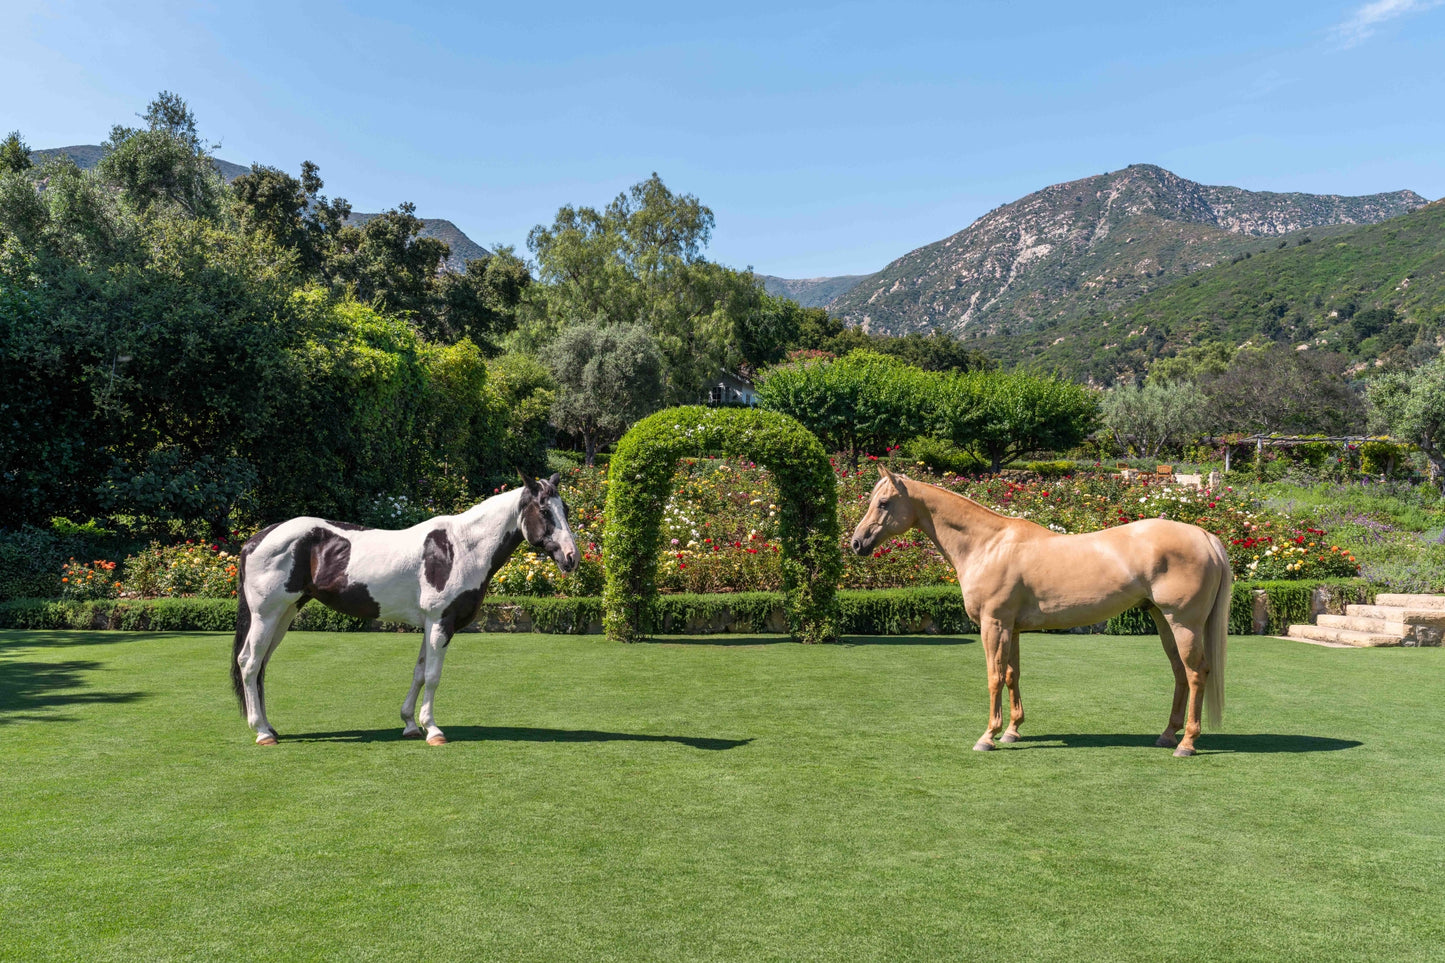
[[602, 406, 841, 643]]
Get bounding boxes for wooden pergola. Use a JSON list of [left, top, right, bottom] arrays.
[[1201, 435, 1397, 473]]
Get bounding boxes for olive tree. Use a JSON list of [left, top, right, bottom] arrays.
[[544, 320, 665, 466], [1101, 381, 1208, 457]]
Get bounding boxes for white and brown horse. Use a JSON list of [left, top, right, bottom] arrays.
[[851, 467, 1230, 756], [231, 474, 578, 746]]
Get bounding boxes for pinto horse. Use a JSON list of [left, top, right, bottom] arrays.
[[231, 473, 578, 746], [851, 467, 1230, 757]]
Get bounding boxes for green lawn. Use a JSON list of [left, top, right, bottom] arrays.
[[2, 630, 1442, 962]]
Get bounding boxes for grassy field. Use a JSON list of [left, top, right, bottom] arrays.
[[2, 629, 1442, 962]]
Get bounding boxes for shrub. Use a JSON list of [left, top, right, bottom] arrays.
[[122, 542, 240, 598], [603, 406, 841, 643], [60, 558, 122, 601]]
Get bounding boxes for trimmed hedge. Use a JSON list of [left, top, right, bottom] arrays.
[[603, 406, 841, 644], [0, 579, 1379, 637]]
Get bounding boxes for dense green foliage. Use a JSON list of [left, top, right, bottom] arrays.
[[603, 407, 840, 643], [756, 352, 933, 467], [4, 629, 1442, 959], [0, 94, 521, 534]]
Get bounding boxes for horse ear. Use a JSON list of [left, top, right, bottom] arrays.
[[548, 472, 561, 490], [878, 465, 897, 485], [519, 471, 540, 496]]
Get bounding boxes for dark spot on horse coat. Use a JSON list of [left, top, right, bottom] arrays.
[[423, 528, 453, 591], [438, 528, 525, 642], [284, 527, 381, 621]]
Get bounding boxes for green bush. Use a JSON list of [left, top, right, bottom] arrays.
[[603, 406, 841, 644]]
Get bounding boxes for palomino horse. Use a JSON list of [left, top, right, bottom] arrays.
[[850, 467, 1230, 757], [231, 474, 578, 746]]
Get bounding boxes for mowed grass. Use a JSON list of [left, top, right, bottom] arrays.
[[2, 630, 1442, 962]]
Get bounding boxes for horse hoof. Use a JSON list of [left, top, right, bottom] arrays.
[[256, 735, 278, 746], [426, 735, 448, 746], [1173, 746, 1196, 758], [973, 739, 995, 752], [1156, 734, 1179, 749], [402, 729, 424, 740], [998, 731, 1019, 744]]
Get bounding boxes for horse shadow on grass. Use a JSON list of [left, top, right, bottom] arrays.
[[0, 657, 148, 726], [283, 725, 752, 751], [1013, 733, 1361, 754], [640, 635, 974, 647]]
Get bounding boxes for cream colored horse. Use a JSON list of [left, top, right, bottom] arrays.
[[850, 467, 1230, 757]]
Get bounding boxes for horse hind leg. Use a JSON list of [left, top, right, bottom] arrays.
[[253, 600, 302, 742], [1149, 605, 1189, 749], [1163, 614, 1209, 757], [238, 601, 293, 745], [998, 633, 1024, 744], [400, 635, 427, 739]]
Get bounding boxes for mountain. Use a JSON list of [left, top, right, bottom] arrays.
[[29, 145, 489, 270], [828, 164, 1427, 347], [758, 274, 868, 307]]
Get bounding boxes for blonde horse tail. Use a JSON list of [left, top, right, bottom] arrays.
[[1204, 533, 1231, 730]]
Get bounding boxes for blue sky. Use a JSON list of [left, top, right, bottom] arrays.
[[4, 0, 1443, 277]]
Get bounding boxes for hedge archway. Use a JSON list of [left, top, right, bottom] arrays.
[[602, 406, 841, 643]]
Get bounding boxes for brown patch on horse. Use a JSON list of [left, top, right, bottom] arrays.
[[423, 528, 453, 591], [284, 527, 381, 620]]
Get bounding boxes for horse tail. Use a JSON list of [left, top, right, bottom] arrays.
[[1204, 533, 1231, 730], [231, 540, 252, 716]]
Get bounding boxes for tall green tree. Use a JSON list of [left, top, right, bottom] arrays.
[[528, 174, 760, 403], [544, 320, 665, 466], [98, 91, 224, 219], [0, 131, 31, 174]]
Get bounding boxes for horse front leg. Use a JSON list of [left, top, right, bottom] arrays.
[[400, 635, 427, 739], [974, 616, 1011, 752], [417, 619, 452, 746]]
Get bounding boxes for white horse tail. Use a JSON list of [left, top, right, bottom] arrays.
[[1204, 533, 1231, 730]]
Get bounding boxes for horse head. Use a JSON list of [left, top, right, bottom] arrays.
[[850, 465, 919, 555], [519, 472, 580, 574]]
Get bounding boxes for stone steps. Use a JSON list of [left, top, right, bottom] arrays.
[[1375, 593, 1445, 609], [1316, 613, 1408, 636], [1286, 623, 1404, 648], [1285, 593, 1445, 648]]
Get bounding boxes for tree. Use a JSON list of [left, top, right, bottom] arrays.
[[97, 91, 224, 219], [1369, 357, 1445, 483], [1198, 346, 1364, 435], [544, 321, 665, 466], [326, 202, 451, 318], [430, 246, 531, 350], [229, 160, 352, 276], [934, 371, 1099, 472], [0, 131, 31, 174], [1101, 381, 1208, 457], [528, 174, 760, 403], [756, 351, 932, 467], [1146, 342, 1236, 385]]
